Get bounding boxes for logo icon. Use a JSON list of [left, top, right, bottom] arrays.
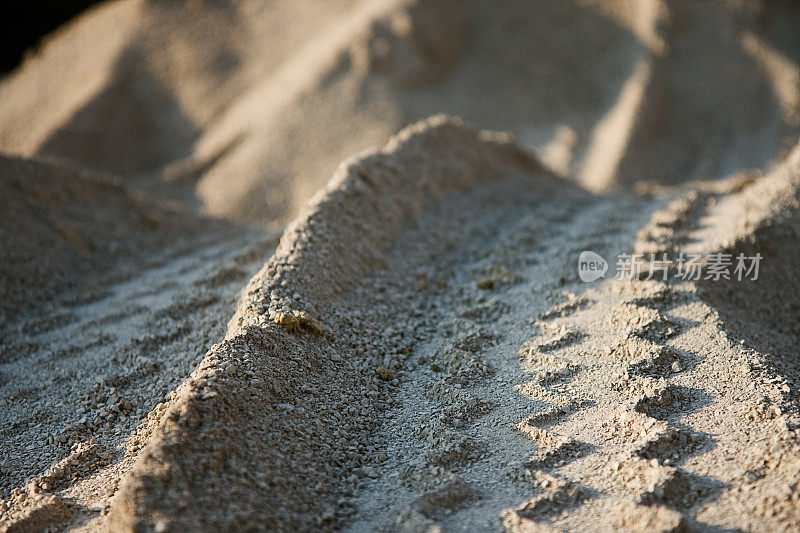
[[578, 251, 607, 282]]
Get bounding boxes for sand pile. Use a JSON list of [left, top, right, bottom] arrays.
[[106, 116, 566, 532], [1, 0, 797, 225], [1, 0, 800, 531], [105, 118, 800, 531], [0, 155, 199, 324]]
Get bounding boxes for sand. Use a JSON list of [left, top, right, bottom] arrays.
[[1, 1, 800, 531]]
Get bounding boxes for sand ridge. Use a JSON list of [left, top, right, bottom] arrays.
[[1, 1, 800, 531], [105, 117, 800, 531]]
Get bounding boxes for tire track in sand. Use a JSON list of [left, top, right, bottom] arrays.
[[12, 117, 797, 531]]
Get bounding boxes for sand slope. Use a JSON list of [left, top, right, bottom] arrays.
[[1, 1, 800, 531], [46, 117, 797, 531], [2, 116, 800, 530], [1, 0, 798, 225], [0, 155, 194, 323]]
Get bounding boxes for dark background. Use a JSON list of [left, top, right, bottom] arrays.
[[0, 0, 103, 73]]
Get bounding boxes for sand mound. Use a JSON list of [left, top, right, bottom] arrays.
[[2, 1, 800, 530], [1, 0, 797, 226], [0, 160, 275, 529], [0, 155, 197, 324], [106, 116, 567, 531], [3, 115, 800, 530], [88, 117, 800, 531]]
